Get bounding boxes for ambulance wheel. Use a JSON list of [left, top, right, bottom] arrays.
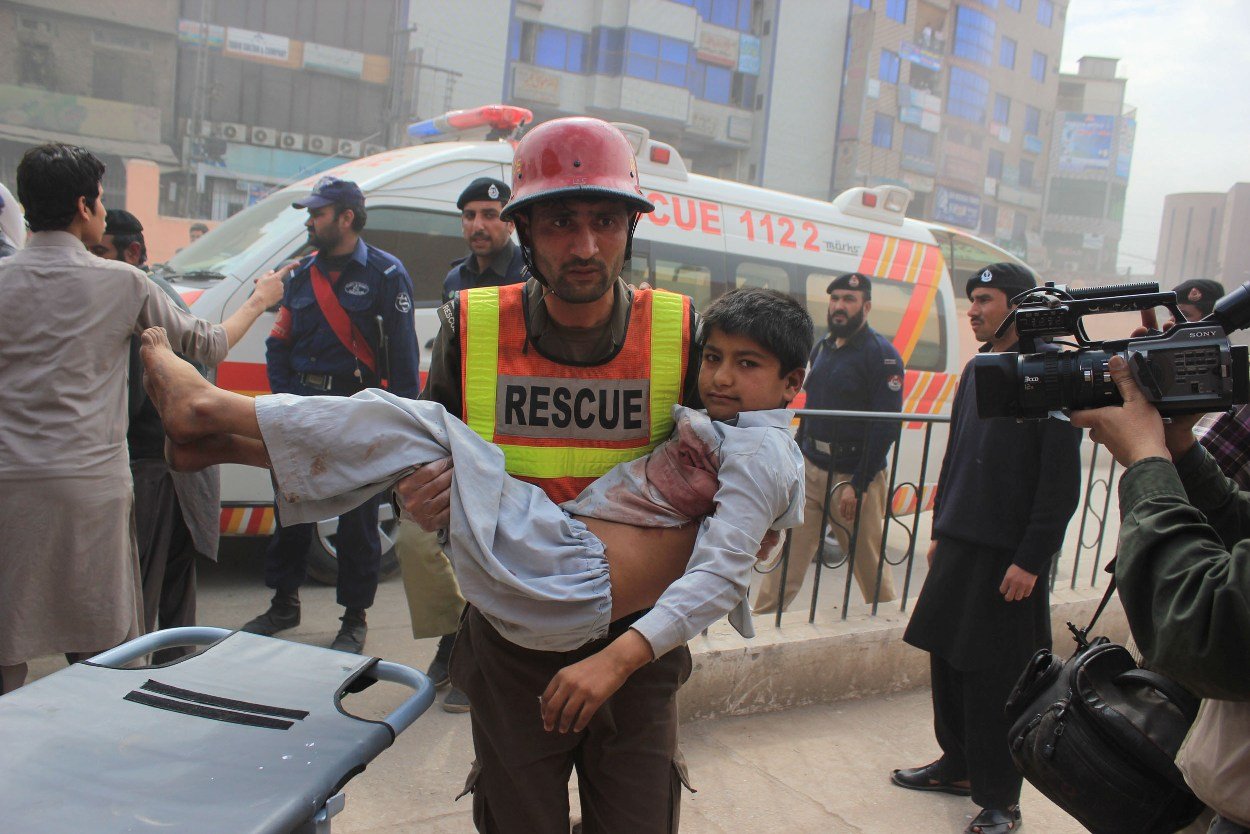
[[306, 502, 401, 585]]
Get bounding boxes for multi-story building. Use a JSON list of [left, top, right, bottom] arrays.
[[0, 0, 181, 209], [171, 0, 408, 219], [832, 0, 1067, 266], [1040, 55, 1135, 282], [1154, 183, 1250, 290], [403, 0, 850, 200]]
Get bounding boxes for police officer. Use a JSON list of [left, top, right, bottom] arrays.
[[441, 176, 526, 302], [754, 272, 904, 613], [243, 176, 420, 654]]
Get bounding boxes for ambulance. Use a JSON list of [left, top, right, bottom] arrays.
[[154, 105, 1027, 580]]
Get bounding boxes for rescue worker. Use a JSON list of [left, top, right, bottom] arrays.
[[754, 272, 903, 613], [441, 176, 526, 301], [93, 210, 226, 662], [243, 175, 420, 654], [418, 175, 527, 712], [395, 117, 702, 833]]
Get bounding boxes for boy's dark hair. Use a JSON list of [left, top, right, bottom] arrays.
[[335, 204, 367, 232], [17, 143, 106, 232], [700, 287, 814, 375]]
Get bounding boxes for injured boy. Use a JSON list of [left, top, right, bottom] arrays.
[[142, 287, 811, 727]]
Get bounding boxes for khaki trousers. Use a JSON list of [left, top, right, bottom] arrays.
[[754, 459, 896, 613], [395, 522, 467, 639]]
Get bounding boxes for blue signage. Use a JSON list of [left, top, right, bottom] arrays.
[[934, 186, 981, 229]]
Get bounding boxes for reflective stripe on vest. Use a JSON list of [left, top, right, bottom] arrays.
[[461, 284, 687, 502]]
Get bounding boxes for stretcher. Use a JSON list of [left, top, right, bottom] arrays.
[[0, 627, 435, 833]]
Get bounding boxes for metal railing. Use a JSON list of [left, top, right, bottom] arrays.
[[757, 408, 1120, 626]]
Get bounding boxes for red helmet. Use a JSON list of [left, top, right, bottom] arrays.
[[501, 117, 654, 221]]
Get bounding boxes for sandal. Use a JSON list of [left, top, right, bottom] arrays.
[[890, 760, 972, 796], [966, 806, 1022, 833]]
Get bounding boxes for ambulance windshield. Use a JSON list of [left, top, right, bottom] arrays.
[[160, 189, 310, 280]]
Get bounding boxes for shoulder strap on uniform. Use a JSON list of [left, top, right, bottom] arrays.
[[309, 263, 377, 373]]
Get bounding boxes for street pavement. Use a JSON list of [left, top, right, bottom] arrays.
[[28, 539, 1088, 833]]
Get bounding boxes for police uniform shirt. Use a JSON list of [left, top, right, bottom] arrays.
[[799, 323, 904, 491], [421, 276, 703, 413], [441, 238, 527, 303], [266, 237, 421, 398]]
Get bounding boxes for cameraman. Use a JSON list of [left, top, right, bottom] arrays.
[[1072, 356, 1250, 833]]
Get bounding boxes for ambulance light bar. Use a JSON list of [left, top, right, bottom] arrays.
[[832, 184, 912, 227], [407, 105, 533, 141]]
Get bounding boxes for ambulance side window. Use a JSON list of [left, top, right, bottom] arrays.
[[734, 261, 791, 294], [358, 207, 465, 307], [654, 258, 713, 309], [804, 272, 946, 371]]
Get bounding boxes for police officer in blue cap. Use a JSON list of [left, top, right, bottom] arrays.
[[244, 175, 421, 653], [441, 177, 526, 302]]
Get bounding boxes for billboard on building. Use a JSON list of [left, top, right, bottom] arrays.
[[1116, 117, 1135, 180], [934, 186, 981, 229], [1058, 113, 1114, 172]]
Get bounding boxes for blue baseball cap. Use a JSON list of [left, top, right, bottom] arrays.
[[292, 176, 365, 210]]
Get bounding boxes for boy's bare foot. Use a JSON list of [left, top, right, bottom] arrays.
[[166, 433, 271, 472], [140, 327, 215, 444]]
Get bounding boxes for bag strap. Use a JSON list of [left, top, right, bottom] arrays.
[[1117, 668, 1201, 722], [1066, 575, 1118, 650], [310, 264, 377, 374]]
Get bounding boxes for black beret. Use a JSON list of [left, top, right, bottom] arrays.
[[105, 209, 143, 236], [457, 177, 511, 210], [966, 261, 1036, 301], [826, 272, 871, 297], [1174, 278, 1225, 314]]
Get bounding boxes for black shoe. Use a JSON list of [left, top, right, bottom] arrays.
[[891, 759, 972, 796], [426, 632, 455, 689], [241, 590, 300, 636], [330, 608, 368, 654], [966, 806, 1021, 833], [442, 686, 470, 713]]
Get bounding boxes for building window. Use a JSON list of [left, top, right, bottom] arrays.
[[999, 36, 1016, 69], [879, 49, 900, 84], [947, 66, 989, 123], [1031, 50, 1047, 82], [624, 30, 689, 87], [873, 113, 894, 149], [595, 27, 625, 74], [981, 204, 998, 237], [1005, 0, 1021, 9], [902, 125, 934, 159], [1019, 158, 1034, 187], [688, 61, 733, 103], [18, 42, 53, 88], [524, 25, 589, 73], [953, 6, 995, 66], [1037, 0, 1054, 27], [987, 148, 1004, 179], [731, 71, 757, 108], [993, 93, 1010, 124], [1024, 105, 1040, 136], [853, 0, 872, 7], [886, 0, 907, 23]]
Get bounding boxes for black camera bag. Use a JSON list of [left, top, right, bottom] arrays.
[[1004, 579, 1205, 834]]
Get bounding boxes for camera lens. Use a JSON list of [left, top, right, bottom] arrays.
[[974, 349, 1120, 419]]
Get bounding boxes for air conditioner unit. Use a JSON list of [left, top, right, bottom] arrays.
[[307, 134, 334, 154], [249, 126, 277, 146], [278, 131, 305, 151], [216, 122, 246, 142], [363, 143, 385, 157], [336, 139, 362, 158], [188, 119, 213, 138]]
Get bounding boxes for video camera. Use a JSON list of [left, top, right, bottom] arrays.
[[974, 280, 1250, 420]]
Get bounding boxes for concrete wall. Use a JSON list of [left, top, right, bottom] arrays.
[[406, 0, 511, 119], [759, 0, 848, 199], [124, 159, 215, 264], [678, 586, 1129, 722]]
